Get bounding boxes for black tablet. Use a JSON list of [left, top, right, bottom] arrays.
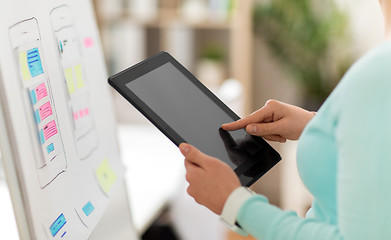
[[108, 52, 281, 186]]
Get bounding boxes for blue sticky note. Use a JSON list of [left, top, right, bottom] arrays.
[[34, 109, 41, 123], [50, 213, 66, 237], [30, 89, 37, 105], [47, 143, 54, 154], [82, 201, 95, 217], [27, 48, 44, 77], [39, 129, 45, 145], [59, 41, 63, 54]]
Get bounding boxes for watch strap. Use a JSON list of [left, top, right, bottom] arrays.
[[220, 187, 256, 236]]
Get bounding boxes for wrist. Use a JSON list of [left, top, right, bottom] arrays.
[[220, 187, 256, 236]]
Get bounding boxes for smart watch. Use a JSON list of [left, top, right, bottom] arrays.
[[220, 187, 256, 236]]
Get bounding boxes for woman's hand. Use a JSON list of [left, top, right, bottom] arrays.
[[179, 143, 241, 215], [222, 99, 315, 142]]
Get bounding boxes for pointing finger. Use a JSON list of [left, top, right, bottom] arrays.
[[222, 106, 274, 131], [246, 120, 283, 137]]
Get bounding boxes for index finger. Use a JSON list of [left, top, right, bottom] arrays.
[[222, 107, 272, 131]]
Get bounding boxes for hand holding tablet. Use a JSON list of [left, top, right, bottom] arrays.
[[108, 52, 281, 186]]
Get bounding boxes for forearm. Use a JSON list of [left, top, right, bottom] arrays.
[[237, 196, 343, 240]]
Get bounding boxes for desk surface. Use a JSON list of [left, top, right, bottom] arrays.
[[117, 124, 185, 234]]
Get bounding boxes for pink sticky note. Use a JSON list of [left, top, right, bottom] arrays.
[[84, 108, 89, 116], [35, 83, 48, 102], [74, 112, 78, 121], [43, 120, 58, 141], [79, 109, 84, 118], [84, 38, 94, 48], [39, 102, 52, 121]]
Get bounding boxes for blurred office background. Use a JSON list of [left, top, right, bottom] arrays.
[[0, 0, 384, 239]]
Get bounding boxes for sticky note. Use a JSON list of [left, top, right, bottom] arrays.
[[84, 37, 94, 48], [65, 68, 75, 94], [34, 109, 41, 123], [30, 89, 37, 105], [73, 112, 78, 121], [27, 48, 44, 77], [43, 120, 58, 141], [95, 158, 117, 195], [19, 51, 31, 81], [74, 64, 85, 89], [39, 102, 52, 121], [35, 83, 48, 102], [82, 201, 95, 217], [47, 143, 55, 154], [59, 41, 63, 54], [39, 129, 45, 144], [50, 213, 66, 237]]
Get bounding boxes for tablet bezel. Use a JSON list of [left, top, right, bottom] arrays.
[[108, 52, 281, 186]]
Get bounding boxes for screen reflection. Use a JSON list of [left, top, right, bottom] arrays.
[[219, 128, 278, 178]]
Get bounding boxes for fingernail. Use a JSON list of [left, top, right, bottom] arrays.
[[180, 144, 190, 155], [249, 125, 257, 134]]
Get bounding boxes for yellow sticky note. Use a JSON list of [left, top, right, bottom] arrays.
[[74, 64, 85, 89], [95, 158, 117, 195], [65, 68, 75, 94], [19, 51, 31, 81]]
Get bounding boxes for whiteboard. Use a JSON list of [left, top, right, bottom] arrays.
[[0, 0, 137, 239]]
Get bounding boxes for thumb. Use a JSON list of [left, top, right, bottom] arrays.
[[179, 143, 207, 167]]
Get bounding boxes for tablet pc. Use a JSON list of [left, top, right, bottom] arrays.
[[108, 52, 281, 187]]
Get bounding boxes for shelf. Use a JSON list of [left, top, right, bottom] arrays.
[[95, 0, 255, 115], [103, 9, 235, 31]]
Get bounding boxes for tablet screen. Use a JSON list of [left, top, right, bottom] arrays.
[[125, 62, 279, 185]]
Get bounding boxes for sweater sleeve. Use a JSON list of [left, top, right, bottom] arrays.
[[238, 196, 342, 240], [237, 45, 391, 240]]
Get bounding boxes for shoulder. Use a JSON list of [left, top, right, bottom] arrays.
[[339, 41, 391, 93], [328, 41, 391, 110], [329, 41, 391, 136]]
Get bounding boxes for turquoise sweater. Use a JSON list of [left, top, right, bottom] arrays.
[[237, 41, 391, 239]]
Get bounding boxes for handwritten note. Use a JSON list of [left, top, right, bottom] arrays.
[[50, 213, 66, 237], [27, 48, 44, 77], [35, 83, 48, 102], [39, 101, 52, 121], [43, 120, 58, 141]]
